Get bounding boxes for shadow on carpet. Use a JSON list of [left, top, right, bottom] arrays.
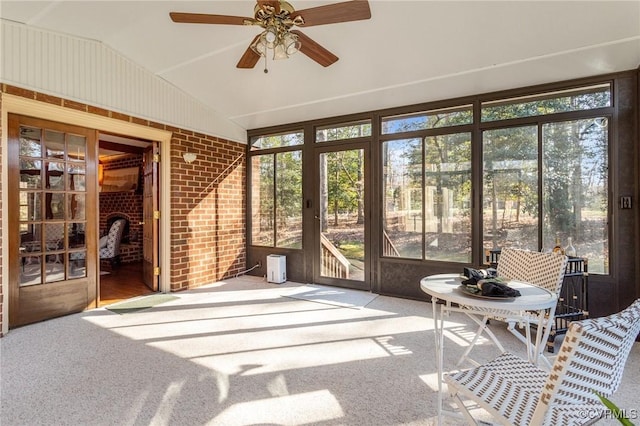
[[106, 294, 179, 314], [283, 284, 378, 309]]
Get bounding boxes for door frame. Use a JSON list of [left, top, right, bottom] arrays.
[[1, 94, 172, 335], [142, 144, 159, 291], [312, 142, 371, 291]]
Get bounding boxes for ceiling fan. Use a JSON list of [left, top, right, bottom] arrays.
[[170, 0, 371, 70]]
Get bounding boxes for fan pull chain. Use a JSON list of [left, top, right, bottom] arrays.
[[263, 53, 269, 74]]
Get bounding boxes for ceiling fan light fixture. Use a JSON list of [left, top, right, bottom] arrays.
[[263, 26, 278, 48], [283, 32, 301, 55], [250, 37, 266, 55], [273, 42, 289, 60]]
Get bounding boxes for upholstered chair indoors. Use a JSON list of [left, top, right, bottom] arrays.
[[100, 219, 126, 268]]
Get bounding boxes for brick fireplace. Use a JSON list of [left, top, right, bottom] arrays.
[[99, 154, 144, 264]]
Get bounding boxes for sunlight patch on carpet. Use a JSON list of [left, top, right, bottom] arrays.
[[106, 294, 179, 314], [283, 284, 377, 309]]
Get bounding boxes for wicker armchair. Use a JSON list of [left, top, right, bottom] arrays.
[[444, 298, 640, 425], [459, 248, 568, 367]]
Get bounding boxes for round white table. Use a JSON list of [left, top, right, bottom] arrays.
[[421, 273, 557, 312], [420, 273, 558, 424]]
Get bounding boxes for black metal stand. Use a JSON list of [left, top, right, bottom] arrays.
[[547, 257, 589, 353]]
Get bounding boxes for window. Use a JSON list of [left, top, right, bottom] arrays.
[[382, 132, 472, 262], [251, 130, 303, 150], [483, 126, 539, 253], [481, 84, 611, 122], [481, 82, 611, 274], [382, 139, 422, 259], [542, 118, 609, 273], [316, 120, 371, 142], [381, 105, 473, 134], [424, 133, 472, 262], [250, 150, 302, 249]]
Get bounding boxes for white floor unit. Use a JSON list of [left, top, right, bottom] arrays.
[[267, 254, 287, 284]]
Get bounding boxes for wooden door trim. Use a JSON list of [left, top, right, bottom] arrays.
[[1, 94, 172, 334]]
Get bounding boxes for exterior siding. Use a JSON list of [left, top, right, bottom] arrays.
[[0, 20, 246, 143]]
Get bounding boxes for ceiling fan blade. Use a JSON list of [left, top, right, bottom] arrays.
[[237, 35, 262, 69], [170, 12, 253, 25], [290, 30, 338, 67], [293, 0, 371, 27]]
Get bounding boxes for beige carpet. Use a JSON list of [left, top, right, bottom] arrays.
[[1, 275, 638, 425], [283, 284, 378, 309]]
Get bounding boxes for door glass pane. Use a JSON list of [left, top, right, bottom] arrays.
[[20, 192, 42, 222], [275, 151, 302, 248], [44, 130, 65, 159], [424, 133, 472, 263], [68, 134, 86, 161], [45, 254, 65, 283], [45, 223, 64, 251], [483, 126, 539, 253], [20, 159, 42, 189], [20, 126, 42, 157], [68, 223, 86, 249], [542, 118, 609, 273], [68, 194, 85, 220], [382, 139, 422, 259], [21, 224, 41, 251], [68, 165, 86, 191], [45, 193, 65, 220], [46, 161, 65, 190], [319, 149, 365, 281], [20, 255, 43, 286], [69, 252, 86, 279]]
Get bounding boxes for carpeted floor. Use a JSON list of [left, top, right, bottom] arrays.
[[1, 275, 638, 425], [106, 294, 180, 314], [282, 284, 378, 309]]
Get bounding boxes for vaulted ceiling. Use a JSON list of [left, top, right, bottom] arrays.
[[2, 1, 639, 132]]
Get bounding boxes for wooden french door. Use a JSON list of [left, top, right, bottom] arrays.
[[8, 114, 98, 328], [142, 145, 159, 291], [313, 144, 370, 291]]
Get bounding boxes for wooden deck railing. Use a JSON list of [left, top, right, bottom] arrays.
[[382, 229, 400, 257], [320, 234, 350, 279]]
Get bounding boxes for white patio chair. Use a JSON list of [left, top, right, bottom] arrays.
[[458, 248, 568, 367], [443, 298, 640, 425]]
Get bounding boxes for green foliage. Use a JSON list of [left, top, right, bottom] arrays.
[[595, 392, 635, 426], [338, 241, 365, 261]]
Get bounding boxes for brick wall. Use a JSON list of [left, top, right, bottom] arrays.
[[99, 154, 144, 263], [169, 130, 246, 291], [0, 84, 247, 333]]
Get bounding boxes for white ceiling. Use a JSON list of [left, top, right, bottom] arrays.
[[1, 1, 639, 132]]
